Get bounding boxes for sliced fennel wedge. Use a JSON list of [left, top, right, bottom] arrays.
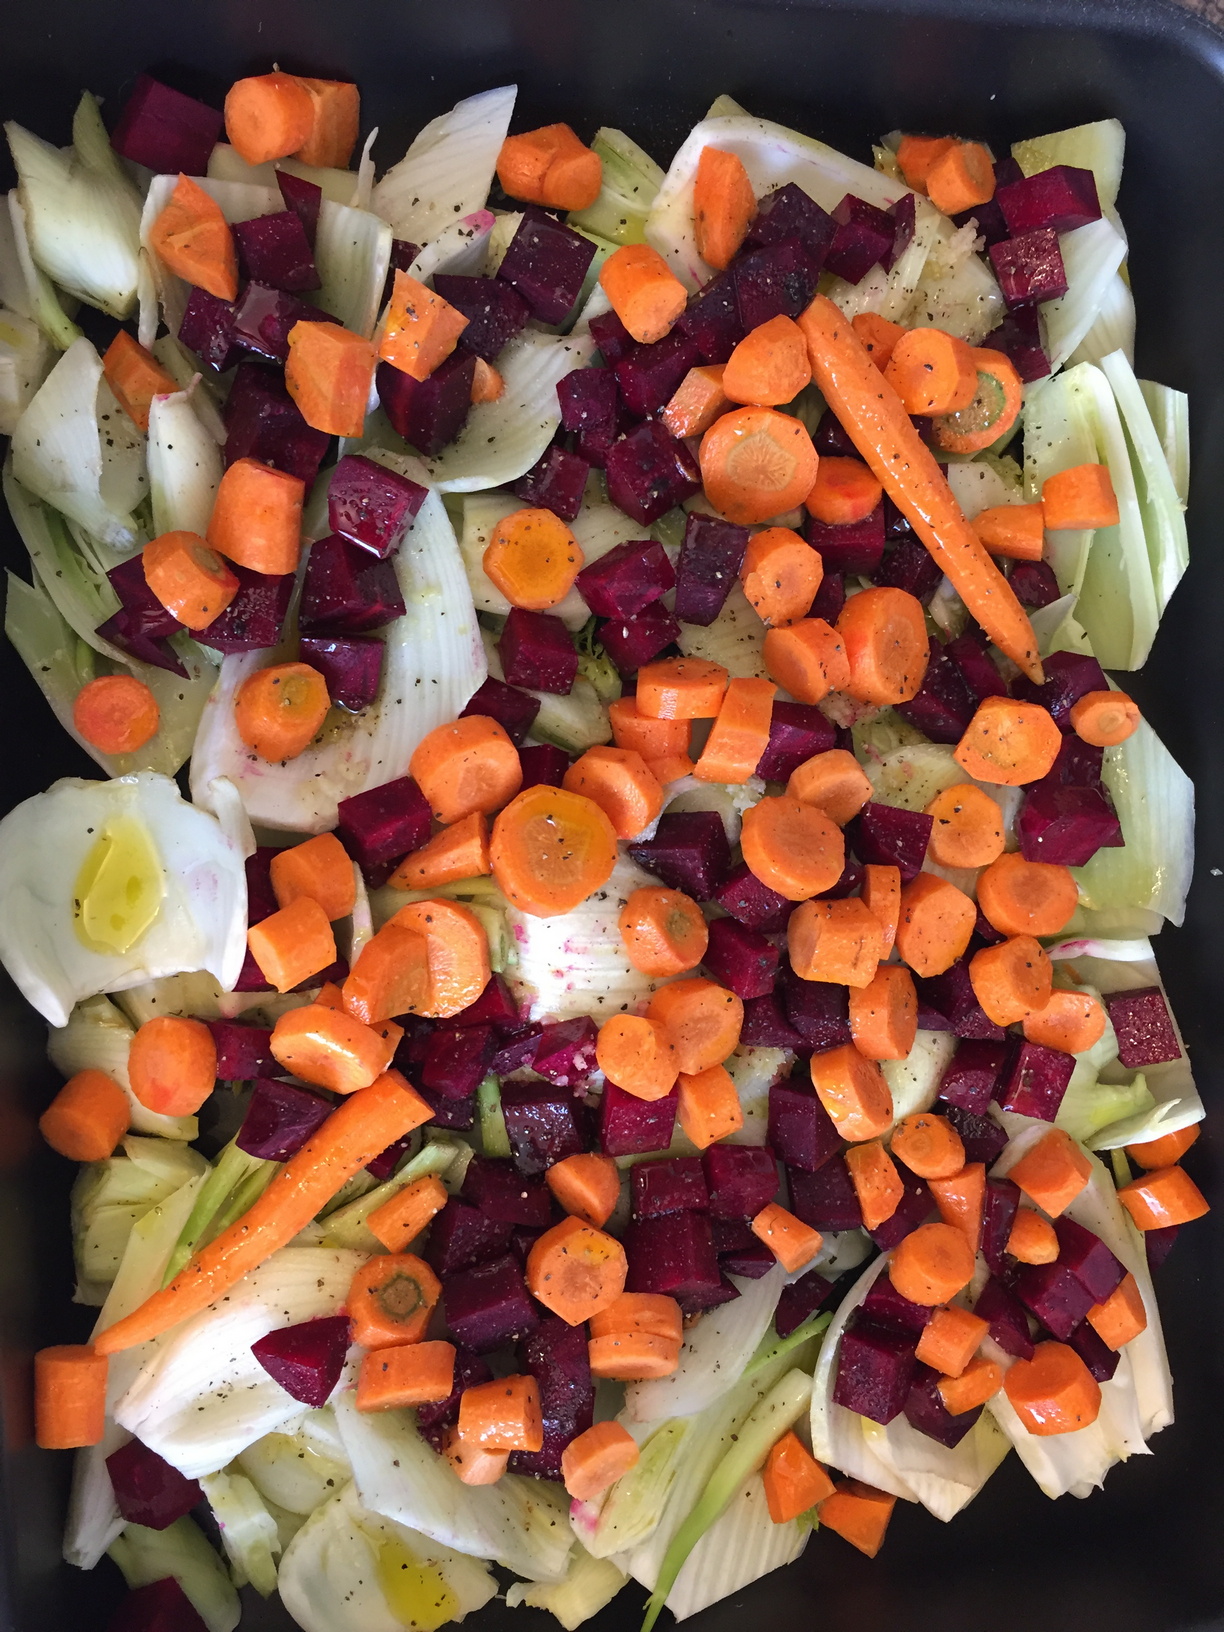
[[1100, 348, 1188, 613], [1041, 217, 1127, 370], [372, 85, 516, 245], [147, 383, 221, 537], [313, 200, 392, 338], [568, 128, 665, 246]]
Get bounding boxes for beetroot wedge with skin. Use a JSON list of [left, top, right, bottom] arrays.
[[422, 1025, 496, 1099], [755, 701, 837, 782], [499, 608, 578, 694], [1146, 1224, 1181, 1273], [514, 444, 591, 524], [178, 285, 241, 372], [788, 1155, 863, 1231], [367, 1131, 416, 1181], [1054, 1216, 1127, 1303], [1009, 559, 1062, 609], [298, 635, 383, 712], [233, 210, 320, 293], [454, 974, 520, 1031], [432, 273, 531, 361], [973, 1275, 1034, 1359], [746, 184, 835, 268], [106, 1438, 202, 1530], [849, 802, 933, 882], [461, 677, 540, 745], [998, 1039, 1076, 1120], [207, 1020, 274, 1081], [107, 1577, 209, 1632], [826, 195, 896, 284], [674, 513, 750, 626], [1017, 782, 1123, 865], [769, 1077, 842, 1173], [107, 555, 182, 641], [834, 1316, 917, 1424], [774, 1267, 835, 1337], [237, 1078, 333, 1161], [232, 282, 333, 363], [425, 1200, 514, 1277], [704, 1144, 778, 1218], [989, 228, 1069, 307], [497, 211, 596, 323], [781, 965, 852, 1050], [868, 1170, 933, 1250], [462, 1155, 552, 1227], [600, 1082, 677, 1157], [576, 539, 674, 620], [721, 1240, 777, 1278], [599, 600, 681, 674], [805, 504, 886, 575], [300, 537, 406, 635], [1106, 987, 1181, 1067], [500, 1078, 593, 1174], [606, 420, 701, 525], [443, 1252, 540, 1353], [616, 331, 701, 417], [981, 1177, 1021, 1277], [905, 1362, 981, 1448], [1013, 1261, 1095, 1341], [947, 631, 1008, 701], [741, 992, 805, 1050], [251, 1315, 351, 1407], [337, 776, 432, 871], [628, 810, 731, 899], [998, 165, 1102, 236], [713, 861, 794, 932], [624, 1211, 723, 1307], [223, 360, 330, 483], [379, 352, 476, 456], [939, 1101, 1008, 1168], [676, 270, 745, 363], [197, 564, 293, 652], [898, 638, 976, 742], [490, 1023, 544, 1076], [109, 73, 223, 175], [877, 535, 944, 606], [327, 453, 427, 559], [733, 238, 820, 328], [938, 1038, 1009, 1115], [632, 1157, 710, 1219], [702, 916, 780, 999], [510, 1317, 595, 1478], [278, 170, 323, 245], [518, 744, 570, 791]]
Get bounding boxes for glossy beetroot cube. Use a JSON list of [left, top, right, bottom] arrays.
[[107, 554, 181, 640], [1014, 1260, 1095, 1340], [577, 539, 674, 619], [328, 453, 427, 559], [417, 1347, 492, 1430], [379, 352, 476, 456], [110, 73, 222, 174], [998, 1039, 1076, 1121], [1032, 733, 1105, 790], [599, 600, 681, 674], [423, 1024, 496, 1099], [1013, 650, 1108, 726], [938, 1038, 1009, 1114], [606, 420, 701, 526], [1054, 1216, 1126, 1303], [532, 1017, 599, 1086], [600, 1082, 677, 1157], [499, 608, 578, 694], [455, 975, 520, 1031], [198, 564, 293, 652], [878, 537, 944, 605], [1069, 1319, 1120, 1383], [981, 1177, 1021, 1275], [367, 1130, 416, 1181], [106, 1438, 201, 1530], [941, 1102, 1008, 1168], [834, 1316, 917, 1424], [432, 273, 530, 361], [703, 1145, 778, 1218], [849, 802, 932, 883], [774, 1267, 835, 1337], [497, 211, 596, 323], [107, 1577, 208, 1632], [788, 1155, 863, 1231], [714, 862, 794, 932], [983, 304, 1051, 383], [755, 701, 837, 782], [462, 1155, 552, 1227], [426, 1201, 515, 1277], [721, 1239, 777, 1278], [711, 1217, 755, 1253], [501, 1079, 592, 1174], [806, 504, 886, 575], [998, 165, 1101, 236], [972, 908, 1007, 948], [234, 210, 320, 293], [769, 1077, 842, 1172], [298, 635, 383, 711], [1106, 986, 1181, 1067], [490, 1023, 544, 1076], [746, 183, 835, 268], [508, 1414, 581, 1480], [629, 811, 731, 899], [444, 1252, 540, 1352], [825, 195, 896, 284], [510, 1318, 594, 1475], [616, 332, 701, 418], [223, 361, 330, 483], [702, 917, 780, 1000], [990, 228, 1069, 307], [947, 632, 1008, 701], [676, 271, 745, 363], [420, 1090, 476, 1130], [514, 444, 591, 523], [733, 238, 820, 328], [782, 966, 852, 1050], [557, 366, 619, 442], [868, 1170, 933, 1249], [232, 282, 330, 363], [898, 638, 976, 743], [250, 1315, 350, 1407], [460, 677, 540, 746], [625, 1211, 722, 1306], [904, 1362, 981, 1449], [519, 744, 570, 791], [1147, 1224, 1180, 1273], [741, 991, 805, 1049], [1009, 559, 1061, 609], [300, 537, 406, 635], [278, 170, 323, 245], [337, 776, 431, 870], [674, 513, 750, 626], [207, 1020, 273, 1081], [885, 191, 917, 269], [974, 1276, 1034, 1359], [178, 285, 241, 372], [809, 569, 846, 624], [588, 308, 635, 365], [1017, 782, 1123, 865], [244, 847, 279, 924], [861, 1276, 931, 1335], [917, 963, 1005, 1043], [633, 1156, 710, 1218], [237, 1078, 332, 1160]]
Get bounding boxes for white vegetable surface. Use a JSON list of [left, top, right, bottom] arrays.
[[372, 86, 516, 246]]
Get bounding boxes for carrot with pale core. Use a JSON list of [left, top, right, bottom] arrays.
[[618, 886, 708, 977], [235, 662, 330, 763], [837, 586, 930, 705], [526, 1215, 629, 1325], [699, 406, 820, 525], [954, 696, 1062, 785], [1070, 690, 1141, 746], [890, 1111, 965, 1179], [490, 785, 618, 916], [483, 508, 584, 610], [976, 851, 1078, 938], [348, 1252, 441, 1348]]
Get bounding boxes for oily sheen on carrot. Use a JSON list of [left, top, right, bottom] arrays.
[[797, 296, 1042, 682], [93, 1071, 431, 1355]]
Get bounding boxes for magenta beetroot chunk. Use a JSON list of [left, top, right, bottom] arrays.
[[741, 991, 806, 1050], [860, 1275, 932, 1336], [788, 1155, 863, 1231], [107, 555, 182, 641], [676, 271, 745, 363], [509, 1316, 595, 1478], [997, 1039, 1076, 1121], [207, 1020, 274, 1081], [1105, 986, 1182, 1068], [720, 1239, 777, 1278], [599, 600, 682, 674], [299, 537, 406, 635], [576, 539, 674, 620], [557, 366, 619, 437], [877, 535, 944, 605], [278, 171, 323, 245], [431, 273, 531, 361], [615, 331, 701, 416], [327, 453, 427, 559], [416, 1346, 492, 1432], [1009, 559, 1062, 609], [499, 608, 578, 694], [805, 503, 886, 575], [1053, 1216, 1127, 1303], [419, 1089, 476, 1130], [197, 563, 293, 653], [817, 857, 865, 901], [223, 360, 330, 483], [110, 73, 223, 175], [897, 638, 976, 742], [378, 351, 476, 455], [774, 1267, 835, 1336], [624, 1211, 724, 1307], [600, 1082, 678, 1156], [443, 1252, 540, 1352], [232, 282, 333, 363], [1013, 1260, 1096, 1341], [236, 1078, 333, 1161], [917, 963, 1006, 1043], [490, 1023, 544, 1075], [833, 1315, 917, 1424], [1017, 782, 1123, 865], [106, 1438, 202, 1530], [1031, 734, 1105, 790], [462, 1155, 552, 1227], [367, 1130, 416, 1181], [1012, 650, 1108, 727], [674, 513, 750, 626], [745, 183, 835, 268], [732, 238, 820, 328], [981, 1176, 1021, 1276], [500, 1079, 593, 1174], [519, 744, 570, 791], [250, 1315, 351, 1408], [904, 1361, 981, 1448], [425, 1200, 515, 1277], [588, 307, 635, 365], [848, 802, 932, 883], [606, 420, 701, 525], [983, 303, 1051, 383], [298, 635, 383, 711], [453, 974, 520, 1031], [713, 861, 794, 931], [1068, 1319, 1120, 1383], [96, 610, 185, 678], [885, 192, 917, 269], [1146, 1223, 1180, 1273], [460, 677, 540, 745], [867, 1169, 933, 1250], [702, 1144, 778, 1219], [337, 776, 432, 870], [946, 632, 1009, 701], [513, 445, 591, 523], [989, 228, 1069, 306], [496, 211, 596, 323], [938, 1038, 1010, 1115], [998, 165, 1101, 236], [755, 701, 838, 781], [107, 1579, 208, 1632], [531, 1017, 599, 1086], [825, 195, 896, 284], [701, 916, 780, 999], [233, 210, 320, 293], [632, 1156, 710, 1219], [422, 1024, 496, 1099], [768, 1077, 842, 1173], [973, 1275, 1035, 1359], [780, 967, 853, 1050], [629, 810, 732, 899], [939, 1102, 1009, 1168]]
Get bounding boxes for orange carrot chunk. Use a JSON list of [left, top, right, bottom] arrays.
[[357, 1341, 456, 1412], [599, 243, 688, 344], [73, 675, 160, 756], [142, 530, 238, 630], [845, 1139, 904, 1231], [676, 1064, 744, 1149], [741, 794, 845, 900], [751, 1201, 822, 1273], [890, 1112, 965, 1179], [490, 785, 618, 917], [851, 311, 906, 371], [1022, 989, 1107, 1055], [740, 526, 823, 628], [270, 832, 355, 922], [564, 746, 663, 839], [915, 1304, 989, 1378], [938, 1355, 1002, 1416], [976, 851, 1079, 938], [884, 327, 979, 417], [1041, 463, 1120, 530], [342, 921, 431, 1025], [809, 1043, 893, 1142], [805, 456, 883, 526], [618, 886, 708, 977], [924, 782, 1005, 869], [224, 72, 314, 164], [444, 1427, 508, 1486], [285, 320, 376, 437], [235, 662, 330, 763], [457, 1374, 544, 1453], [545, 1153, 622, 1229], [208, 456, 304, 576], [1086, 1272, 1148, 1350], [837, 586, 930, 705], [587, 1330, 681, 1381], [39, 1069, 129, 1162], [596, 1014, 678, 1102], [1007, 1127, 1093, 1218], [367, 1174, 449, 1254], [484, 507, 584, 610], [695, 677, 776, 784], [589, 1292, 684, 1343], [763, 618, 850, 704], [647, 977, 744, 1075], [410, 716, 523, 825], [609, 696, 691, 760], [102, 332, 178, 432], [470, 357, 504, 403], [763, 1431, 836, 1523], [379, 271, 469, 381], [385, 899, 492, 1019], [635, 656, 729, 720], [933, 346, 1023, 456], [787, 748, 873, 826], [954, 696, 1062, 786], [1125, 1124, 1200, 1171], [848, 964, 917, 1061], [148, 174, 238, 301], [269, 1006, 399, 1095], [788, 897, 883, 989], [861, 864, 901, 956], [894, 872, 976, 979], [1117, 1165, 1210, 1230], [561, 1420, 640, 1502], [247, 896, 337, 997], [293, 77, 361, 168], [818, 1480, 895, 1558], [969, 934, 1052, 1026], [928, 1162, 986, 1251], [662, 365, 730, 439], [722, 314, 812, 407], [648, 753, 698, 785], [926, 140, 996, 216], [1004, 1339, 1101, 1436], [35, 1345, 107, 1449], [971, 502, 1046, 561], [896, 134, 957, 191], [526, 1215, 629, 1325], [348, 1252, 441, 1349], [1070, 689, 1141, 747], [889, 1220, 976, 1305], [497, 125, 602, 212], [1007, 1206, 1060, 1264], [128, 1016, 216, 1117], [699, 406, 820, 526], [693, 146, 757, 270], [387, 814, 492, 892]]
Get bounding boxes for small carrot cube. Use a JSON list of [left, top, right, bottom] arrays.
[[356, 1340, 456, 1412], [914, 1304, 989, 1378], [599, 243, 688, 345], [676, 1064, 744, 1150], [246, 896, 337, 994], [444, 1425, 508, 1486], [896, 133, 957, 191], [1086, 1272, 1147, 1350], [971, 502, 1046, 562], [457, 1374, 543, 1452], [102, 331, 178, 432], [937, 1355, 1002, 1416], [763, 1430, 835, 1524], [925, 140, 995, 216], [1007, 1128, 1093, 1218], [818, 1480, 895, 1558], [544, 1152, 622, 1228], [1040, 463, 1120, 530], [587, 1331, 681, 1380], [751, 1202, 822, 1273], [366, 1174, 449, 1253], [378, 271, 469, 381]]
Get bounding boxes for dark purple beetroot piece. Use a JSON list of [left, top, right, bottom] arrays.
[[714, 862, 794, 932], [514, 445, 591, 524], [462, 1155, 552, 1227], [223, 360, 330, 483], [861, 1275, 931, 1336], [755, 701, 837, 782], [918, 963, 1005, 1043], [973, 1275, 1035, 1359], [775, 1268, 835, 1336], [106, 1438, 201, 1530], [417, 1347, 492, 1432], [1069, 1319, 1120, 1383], [244, 846, 278, 924], [420, 1090, 476, 1131], [1013, 1261, 1095, 1340], [577, 539, 674, 620], [532, 1017, 599, 1086], [110, 73, 222, 174], [233, 210, 320, 293], [769, 1077, 842, 1172], [432, 273, 531, 361], [600, 1082, 677, 1157], [702, 916, 780, 1000], [989, 229, 1069, 307], [733, 238, 820, 328], [633, 1156, 710, 1219], [877, 535, 944, 606], [328, 453, 427, 559], [455, 974, 520, 1031], [519, 744, 570, 791], [278, 170, 323, 245], [198, 564, 293, 653], [207, 1020, 273, 1081], [300, 537, 406, 635], [677, 271, 745, 364], [629, 810, 731, 899], [789, 1154, 863, 1231], [825, 195, 896, 284], [1032, 733, 1105, 790], [947, 632, 1008, 701], [426, 1200, 514, 1277], [741, 992, 805, 1050], [981, 1177, 1020, 1275], [813, 412, 860, 459], [337, 776, 432, 871], [1106, 987, 1181, 1068], [384, 240, 422, 304], [1017, 782, 1123, 865], [781, 966, 852, 1050], [490, 1023, 544, 1076], [606, 420, 701, 526], [674, 513, 750, 626], [1008, 559, 1062, 610], [379, 351, 476, 456], [237, 1078, 332, 1161], [998, 165, 1101, 237], [885, 191, 917, 270], [1147, 1224, 1180, 1273], [904, 1362, 980, 1448], [806, 504, 886, 575], [501, 1079, 592, 1174], [939, 1038, 1009, 1115], [422, 1024, 496, 1099], [461, 677, 540, 746], [107, 555, 182, 642], [849, 802, 933, 883], [746, 184, 835, 267], [703, 1144, 778, 1218], [1054, 1216, 1126, 1303], [250, 1315, 350, 1407], [983, 303, 1051, 383], [557, 365, 619, 440], [998, 1040, 1076, 1121], [367, 1130, 416, 1181], [868, 1170, 933, 1250], [615, 331, 701, 417], [510, 1316, 595, 1478], [720, 1239, 777, 1278], [711, 1217, 755, 1254], [178, 285, 241, 372], [298, 635, 383, 711], [499, 608, 577, 694], [624, 1211, 724, 1308], [444, 1253, 540, 1352], [1013, 650, 1108, 727], [834, 1316, 917, 1423], [588, 308, 635, 366], [898, 638, 976, 742], [972, 908, 1008, 948], [232, 282, 331, 363], [600, 600, 681, 674], [810, 574, 844, 629], [107, 1577, 208, 1632], [952, 157, 1022, 248], [497, 211, 596, 323]]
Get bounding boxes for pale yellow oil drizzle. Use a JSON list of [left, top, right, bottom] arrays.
[[372, 1533, 459, 1630], [72, 814, 164, 954]]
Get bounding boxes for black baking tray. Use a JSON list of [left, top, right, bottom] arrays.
[[0, 0, 1221, 1627]]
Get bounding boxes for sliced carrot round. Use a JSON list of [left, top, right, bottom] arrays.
[[410, 715, 523, 825], [142, 530, 239, 629], [128, 1016, 217, 1117], [235, 662, 330, 762], [889, 1112, 965, 1179], [933, 348, 1023, 455], [763, 618, 849, 704], [526, 1215, 628, 1325], [894, 872, 976, 978], [740, 794, 845, 900], [387, 899, 491, 1018], [848, 965, 917, 1060], [635, 657, 728, 720], [953, 696, 1062, 786], [699, 406, 819, 525], [39, 1069, 129, 1162], [889, 1220, 975, 1306], [787, 748, 874, 825], [804, 456, 882, 526], [721, 315, 812, 408], [969, 934, 1053, 1026], [562, 1420, 640, 1502], [976, 851, 1078, 938], [647, 977, 743, 1075], [1022, 988, 1107, 1054], [490, 785, 618, 916], [1003, 1340, 1102, 1436], [924, 782, 1005, 869], [618, 886, 708, 977], [740, 526, 824, 628], [837, 586, 930, 705], [483, 507, 584, 610], [596, 1014, 678, 1100], [563, 746, 663, 839], [1069, 689, 1141, 747], [73, 675, 160, 756], [809, 1043, 893, 1142]]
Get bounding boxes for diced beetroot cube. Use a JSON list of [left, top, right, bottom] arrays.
[[420, 1089, 476, 1130], [885, 191, 916, 270], [938, 1038, 1009, 1114], [868, 1170, 933, 1249], [983, 303, 1051, 383], [1009, 558, 1062, 609], [588, 308, 635, 365], [417, 1347, 492, 1431], [198, 564, 293, 652], [178, 285, 241, 372], [755, 701, 837, 782], [833, 1316, 917, 1424], [632, 1157, 710, 1219], [577, 539, 674, 620], [805, 504, 886, 575], [952, 157, 1022, 248], [461, 677, 540, 746], [1146, 1224, 1180, 1273], [236, 1078, 332, 1160], [998, 165, 1101, 236], [497, 211, 596, 323], [674, 513, 750, 626], [298, 635, 383, 712], [423, 1024, 496, 1099], [849, 802, 932, 883], [615, 331, 701, 417], [378, 352, 476, 456], [946, 631, 1008, 701], [444, 1252, 540, 1352], [990, 229, 1069, 307], [818, 857, 865, 901], [300, 537, 406, 635], [1013, 650, 1108, 727], [702, 917, 780, 1000], [972, 908, 1007, 948], [501, 1079, 592, 1174], [1068, 1319, 1120, 1383], [278, 170, 323, 245], [519, 744, 570, 790], [861, 1276, 931, 1335], [107, 1577, 209, 1632], [810, 569, 847, 624], [327, 453, 427, 560], [746, 183, 835, 268], [825, 195, 896, 284], [676, 270, 745, 363], [106, 1438, 201, 1530], [508, 1414, 580, 1479], [606, 421, 701, 525], [628, 811, 731, 899], [510, 1317, 594, 1477], [367, 1130, 416, 1181], [1054, 1216, 1126, 1303], [703, 1145, 778, 1218], [741, 991, 805, 1049], [207, 1020, 273, 1081], [720, 1240, 777, 1278], [432, 273, 530, 361], [426, 1201, 515, 1276], [689, 1275, 743, 1313], [904, 1361, 980, 1448], [337, 776, 432, 870], [775, 1267, 835, 1336], [768, 1077, 841, 1172], [877, 537, 945, 606], [454, 975, 520, 1031], [714, 862, 794, 932], [973, 1276, 1034, 1359], [223, 360, 330, 483], [244, 847, 279, 924], [711, 1218, 755, 1253], [499, 608, 578, 694], [1013, 1261, 1095, 1340], [733, 238, 820, 327], [462, 1155, 552, 1226], [781, 966, 852, 1050], [514, 444, 591, 523], [250, 1315, 350, 1408], [557, 366, 619, 439], [917, 963, 1005, 1042], [110, 73, 223, 175], [1105, 987, 1181, 1068], [107, 555, 182, 641], [599, 600, 681, 674], [1018, 781, 1123, 865], [233, 210, 320, 293], [600, 1082, 677, 1156], [981, 1176, 1020, 1275], [998, 1040, 1076, 1121], [625, 1211, 723, 1308], [897, 638, 976, 743], [531, 1017, 599, 1086], [232, 282, 331, 363], [490, 1023, 543, 1076], [788, 1154, 863, 1230], [1031, 733, 1105, 790], [813, 412, 860, 459]]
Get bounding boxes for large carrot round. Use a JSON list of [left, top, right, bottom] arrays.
[[788, 898, 883, 989], [1023, 989, 1107, 1054], [73, 674, 160, 756], [888, 1220, 975, 1305], [976, 851, 1078, 938], [563, 746, 663, 839], [805, 456, 882, 526], [39, 1069, 129, 1162], [526, 1215, 628, 1325], [740, 527, 823, 628], [740, 794, 845, 900], [225, 72, 314, 164], [490, 784, 618, 916], [699, 407, 820, 526], [810, 1043, 893, 1142], [787, 747, 874, 826], [890, 1112, 965, 1179], [883, 328, 978, 416], [969, 935, 1053, 1026], [953, 696, 1061, 786], [1070, 689, 1140, 747], [618, 886, 708, 977], [348, 1252, 441, 1348], [722, 315, 812, 407], [837, 587, 930, 705], [545, 1153, 622, 1228], [647, 977, 743, 1075], [387, 899, 492, 1018], [128, 1016, 216, 1117], [342, 920, 431, 1025], [483, 507, 584, 610], [894, 872, 976, 978], [797, 295, 1042, 682], [35, 1346, 107, 1449], [142, 531, 238, 629], [848, 965, 917, 1060], [562, 1420, 640, 1502], [410, 715, 523, 825], [924, 783, 1005, 869], [596, 1014, 679, 1101], [1003, 1340, 1102, 1436], [763, 618, 849, 704], [235, 662, 330, 762]]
